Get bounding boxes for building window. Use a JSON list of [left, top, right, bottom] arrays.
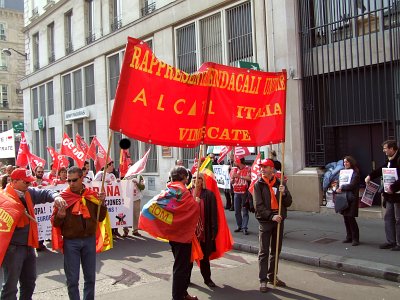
[[63, 74, 72, 111], [108, 53, 120, 100], [0, 0, 4, 9], [226, 1, 253, 65], [0, 85, 8, 108], [85, 64, 95, 105], [65, 10, 73, 54], [85, 0, 95, 44], [47, 22, 55, 63], [110, 0, 122, 32], [42, 128, 47, 161], [0, 120, 7, 132], [39, 85, 46, 116], [141, 0, 156, 17], [73, 70, 83, 109], [0, 52, 7, 71], [47, 81, 54, 115], [33, 32, 39, 71], [32, 87, 39, 118], [49, 127, 55, 148], [176, 23, 197, 73], [76, 120, 84, 136], [89, 119, 96, 138], [0, 23, 6, 41], [200, 13, 223, 64], [143, 143, 157, 173], [34, 130, 40, 155]]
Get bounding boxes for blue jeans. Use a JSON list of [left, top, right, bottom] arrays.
[[1, 245, 36, 300], [63, 236, 96, 300], [234, 193, 249, 230]]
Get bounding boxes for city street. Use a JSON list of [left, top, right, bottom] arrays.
[[1, 235, 399, 300]]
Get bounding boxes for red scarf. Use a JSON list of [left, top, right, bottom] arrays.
[[4, 184, 39, 248], [262, 175, 278, 210]]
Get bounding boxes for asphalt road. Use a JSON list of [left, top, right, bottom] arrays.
[[1, 235, 399, 300]]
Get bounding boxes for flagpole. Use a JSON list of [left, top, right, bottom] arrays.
[[97, 131, 113, 221]]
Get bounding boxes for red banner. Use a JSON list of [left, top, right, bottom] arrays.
[[60, 133, 85, 168], [110, 37, 287, 148], [16, 132, 29, 167], [0, 191, 24, 265]]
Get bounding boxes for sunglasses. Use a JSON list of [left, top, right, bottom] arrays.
[[22, 181, 31, 185], [67, 178, 80, 183]]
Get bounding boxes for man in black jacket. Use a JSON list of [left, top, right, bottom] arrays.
[[253, 159, 292, 293], [365, 140, 400, 251]]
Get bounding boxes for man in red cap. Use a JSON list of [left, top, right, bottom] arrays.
[[253, 159, 292, 293], [1, 168, 64, 299]]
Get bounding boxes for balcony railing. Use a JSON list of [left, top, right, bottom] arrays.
[[86, 33, 96, 45], [110, 19, 122, 32], [141, 2, 156, 17], [65, 42, 74, 55]]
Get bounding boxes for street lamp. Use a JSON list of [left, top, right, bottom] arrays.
[[1, 48, 27, 60]]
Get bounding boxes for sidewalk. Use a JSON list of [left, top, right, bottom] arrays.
[[224, 208, 400, 282]]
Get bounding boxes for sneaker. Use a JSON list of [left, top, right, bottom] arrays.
[[243, 229, 249, 235], [391, 245, 400, 251], [379, 243, 396, 249], [259, 281, 268, 293], [267, 277, 287, 287], [204, 279, 216, 287], [352, 241, 360, 246], [234, 227, 242, 232]]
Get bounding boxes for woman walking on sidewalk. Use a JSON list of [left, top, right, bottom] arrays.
[[336, 156, 360, 246]]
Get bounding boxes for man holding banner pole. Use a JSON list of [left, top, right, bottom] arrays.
[[253, 158, 292, 292], [1, 168, 64, 300]]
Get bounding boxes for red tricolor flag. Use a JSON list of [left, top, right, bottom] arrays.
[[60, 133, 85, 168], [110, 37, 287, 147]]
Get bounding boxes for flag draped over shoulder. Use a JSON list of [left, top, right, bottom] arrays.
[[110, 37, 287, 147], [139, 182, 199, 243], [199, 157, 234, 260], [0, 191, 24, 266], [51, 187, 113, 253]]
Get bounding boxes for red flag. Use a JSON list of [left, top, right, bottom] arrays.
[[248, 153, 262, 194], [16, 132, 29, 167], [60, 133, 85, 168], [47, 147, 69, 170], [47, 146, 59, 167], [75, 133, 89, 161], [125, 148, 150, 178], [26, 152, 46, 170], [199, 157, 234, 260], [0, 192, 25, 265], [91, 137, 111, 173], [217, 146, 233, 164], [110, 37, 287, 147], [119, 149, 132, 178], [87, 138, 97, 161], [234, 146, 251, 160]]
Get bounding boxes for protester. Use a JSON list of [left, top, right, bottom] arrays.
[[43, 163, 57, 182], [52, 167, 107, 300], [268, 150, 282, 171], [365, 140, 400, 251], [191, 172, 218, 288], [94, 161, 117, 183], [32, 165, 49, 188], [175, 159, 192, 183], [82, 166, 93, 187], [0, 168, 64, 299], [139, 166, 200, 300], [253, 159, 292, 292], [1, 174, 10, 189], [230, 157, 251, 235], [224, 152, 235, 211], [52, 167, 68, 185], [336, 156, 360, 246], [123, 173, 145, 237], [5, 165, 14, 176]]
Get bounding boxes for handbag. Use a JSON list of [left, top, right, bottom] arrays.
[[334, 192, 349, 213]]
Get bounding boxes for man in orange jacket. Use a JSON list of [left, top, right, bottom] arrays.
[[1, 168, 64, 299]]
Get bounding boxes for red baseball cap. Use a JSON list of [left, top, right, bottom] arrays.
[[10, 168, 35, 182], [258, 159, 275, 168]]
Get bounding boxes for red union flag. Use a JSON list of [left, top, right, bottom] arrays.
[[110, 37, 287, 147], [16, 132, 29, 167], [75, 133, 89, 160], [26, 152, 46, 170], [47, 147, 69, 170], [125, 148, 150, 178], [60, 133, 85, 168], [234, 146, 251, 160], [248, 153, 262, 195]]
